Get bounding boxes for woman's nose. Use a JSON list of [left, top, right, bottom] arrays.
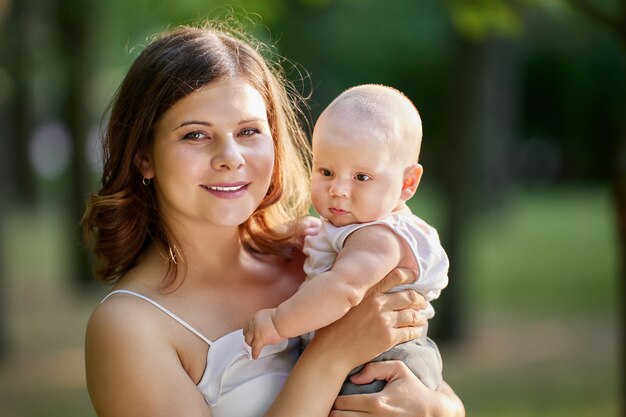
[[212, 137, 245, 171]]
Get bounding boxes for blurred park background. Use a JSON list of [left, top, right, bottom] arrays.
[[0, 0, 623, 416]]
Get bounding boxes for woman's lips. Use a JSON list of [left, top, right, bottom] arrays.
[[201, 182, 250, 199]]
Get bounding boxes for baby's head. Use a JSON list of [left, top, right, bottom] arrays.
[[311, 84, 424, 227]]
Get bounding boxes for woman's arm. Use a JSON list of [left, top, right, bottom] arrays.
[[85, 297, 212, 417], [264, 268, 427, 417]]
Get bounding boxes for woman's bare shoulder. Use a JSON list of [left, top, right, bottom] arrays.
[[86, 292, 171, 360], [85, 294, 201, 416], [88, 293, 152, 335]]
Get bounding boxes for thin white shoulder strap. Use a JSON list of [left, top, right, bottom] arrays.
[[102, 289, 213, 346]]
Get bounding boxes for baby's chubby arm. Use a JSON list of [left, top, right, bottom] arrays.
[[277, 224, 405, 334], [244, 224, 406, 358]]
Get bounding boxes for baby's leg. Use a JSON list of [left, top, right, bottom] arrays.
[[339, 337, 443, 395]]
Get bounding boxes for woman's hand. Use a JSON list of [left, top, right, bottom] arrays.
[[309, 268, 427, 372], [331, 361, 465, 417]]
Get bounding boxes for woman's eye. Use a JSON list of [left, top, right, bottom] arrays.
[[239, 127, 260, 137], [321, 169, 333, 177], [183, 131, 208, 140], [355, 173, 371, 182]]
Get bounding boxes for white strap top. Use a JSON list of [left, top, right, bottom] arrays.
[[102, 290, 299, 417]]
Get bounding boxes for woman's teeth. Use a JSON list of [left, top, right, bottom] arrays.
[[208, 185, 245, 191]]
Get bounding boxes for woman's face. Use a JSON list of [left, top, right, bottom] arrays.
[[142, 78, 275, 229]]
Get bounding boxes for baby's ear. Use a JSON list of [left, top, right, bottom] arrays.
[[400, 164, 423, 201]]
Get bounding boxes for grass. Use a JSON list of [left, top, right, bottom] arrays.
[[0, 185, 621, 416], [465, 186, 618, 315], [439, 185, 621, 416]]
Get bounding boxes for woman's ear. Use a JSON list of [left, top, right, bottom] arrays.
[[134, 151, 154, 180], [400, 164, 423, 201]]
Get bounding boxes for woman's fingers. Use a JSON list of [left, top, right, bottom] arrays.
[[328, 411, 359, 417], [349, 360, 409, 384], [394, 308, 427, 328], [392, 324, 423, 345], [387, 308, 425, 346], [331, 362, 413, 416], [331, 393, 379, 416], [380, 288, 427, 311], [368, 268, 417, 295]]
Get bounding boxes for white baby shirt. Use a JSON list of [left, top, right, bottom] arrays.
[[303, 211, 449, 319]]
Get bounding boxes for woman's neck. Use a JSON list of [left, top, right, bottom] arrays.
[[177, 223, 249, 277], [133, 221, 250, 289]]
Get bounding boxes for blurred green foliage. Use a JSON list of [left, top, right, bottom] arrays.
[[445, 0, 524, 39], [0, 0, 622, 416], [465, 186, 617, 315]]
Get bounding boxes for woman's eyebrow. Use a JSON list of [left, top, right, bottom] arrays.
[[174, 119, 267, 130], [174, 120, 213, 131], [238, 118, 268, 125]]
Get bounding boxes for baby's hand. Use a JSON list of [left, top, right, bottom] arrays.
[[243, 308, 285, 359], [294, 216, 321, 249]]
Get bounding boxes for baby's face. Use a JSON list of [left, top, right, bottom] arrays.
[[311, 115, 406, 227]]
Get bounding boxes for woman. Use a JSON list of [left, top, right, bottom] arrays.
[[83, 21, 464, 417]]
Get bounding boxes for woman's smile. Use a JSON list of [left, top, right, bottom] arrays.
[[147, 79, 275, 227], [200, 182, 251, 199]]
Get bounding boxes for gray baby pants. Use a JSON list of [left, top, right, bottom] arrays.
[[339, 336, 443, 395]]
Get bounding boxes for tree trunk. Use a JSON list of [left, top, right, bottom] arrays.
[[5, 0, 36, 204], [566, 0, 626, 342], [613, 125, 626, 326], [54, 0, 97, 288], [0, 216, 8, 359], [433, 36, 483, 343], [0, 0, 39, 359], [433, 34, 521, 343]]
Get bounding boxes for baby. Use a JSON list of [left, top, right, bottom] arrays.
[[244, 84, 449, 395]]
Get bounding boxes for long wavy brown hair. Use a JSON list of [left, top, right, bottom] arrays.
[[82, 21, 312, 285]]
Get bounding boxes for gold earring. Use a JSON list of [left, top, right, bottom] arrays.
[[168, 246, 178, 265]]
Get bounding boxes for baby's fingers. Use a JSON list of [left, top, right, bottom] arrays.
[[243, 323, 254, 346], [251, 341, 262, 360], [300, 215, 321, 231]]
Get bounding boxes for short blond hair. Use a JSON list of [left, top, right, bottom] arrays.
[[322, 84, 422, 165]]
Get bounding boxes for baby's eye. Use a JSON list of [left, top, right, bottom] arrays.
[[320, 169, 333, 177], [239, 127, 260, 137], [355, 173, 371, 182], [183, 131, 208, 140]]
